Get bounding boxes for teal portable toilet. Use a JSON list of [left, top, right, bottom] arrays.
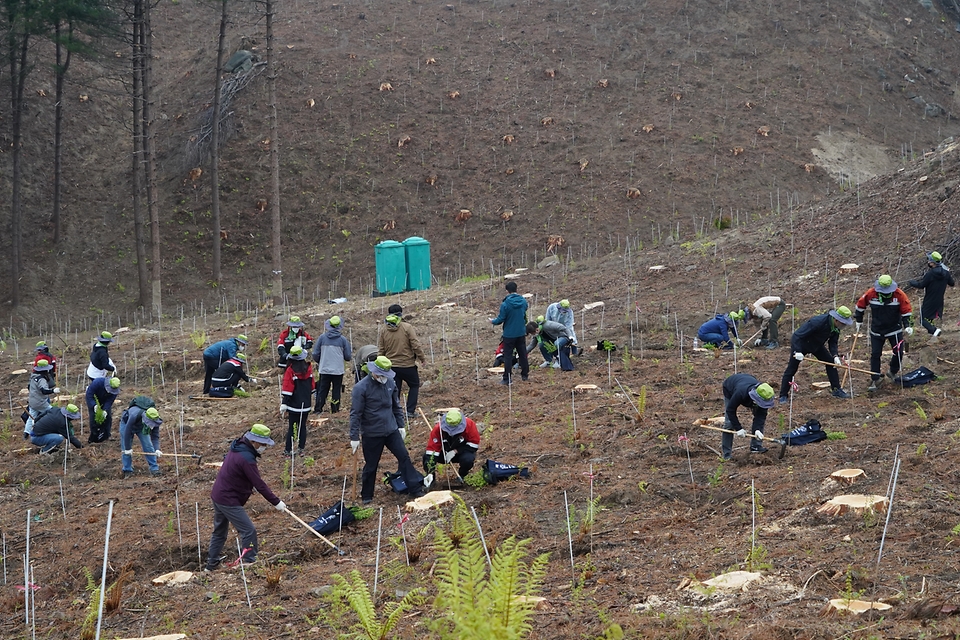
[[375, 240, 406, 295], [403, 236, 431, 291]]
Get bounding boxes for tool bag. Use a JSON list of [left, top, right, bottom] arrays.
[[780, 419, 828, 446], [482, 459, 530, 485], [383, 471, 411, 493], [308, 500, 356, 535], [891, 366, 936, 388]]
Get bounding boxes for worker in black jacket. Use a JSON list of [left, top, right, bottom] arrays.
[[30, 404, 83, 453], [907, 251, 955, 338], [721, 373, 775, 460], [779, 306, 854, 403]]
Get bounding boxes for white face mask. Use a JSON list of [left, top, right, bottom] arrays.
[[256, 445, 267, 454], [373, 375, 387, 384]]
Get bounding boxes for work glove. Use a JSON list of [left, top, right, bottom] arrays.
[[833, 356, 843, 367], [398, 428, 407, 441], [754, 339, 763, 347], [735, 338, 743, 347], [793, 352, 804, 361], [69, 436, 83, 449], [53, 387, 61, 394], [280, 407, 287, 418], [855, 322, 863, 333], [754, 431, 765, 441], [250, 378, 258, 384], [735, 429, 747, 438], [904, 326, 914, 336], [444, 449, 457, 463], [154, 450, 163, 457], [350, 440, 360, 454], [275, 500, 286, 512]]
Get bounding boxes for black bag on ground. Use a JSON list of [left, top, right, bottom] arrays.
[[781, 419, 827, 446], [308, 500, 356, 535], [892, 366, 936, 388], [383, 471, 410, 493], [482, 459, 530, 485]]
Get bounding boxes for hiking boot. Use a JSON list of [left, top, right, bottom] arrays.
[[750, 445, 769, 454], [521, 376, 529, 381], [551, 360, 561, 369], [314, 404, 323, 413], [538, 360, 552, 368], [123, 470, 134, 479], [868, 378, 881, 391], [149, 469, 162, 477], [361, 498, 373, 505], [409, 486, 428, 499], [297, 449, 305, 457], [765, 341, 779, 350], [40, 444, 62, 455], [721, 454, 732, 461], [778, 396, 789, 405], [831, 388, 851, 399], [500, 379, 510, 386]]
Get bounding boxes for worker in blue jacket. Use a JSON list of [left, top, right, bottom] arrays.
[[721, 373, 775, 460], [697, 311, 743, 349], [203, 335, 248, 394]]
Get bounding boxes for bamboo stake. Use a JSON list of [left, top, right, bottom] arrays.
[[398, 506, 410, 566], [841, 331, 861, 388], [94, 500, 114, 640], [236, 537, 252, 608], [470, 506, 492, 568], [59, 480, 66, 520], [563, 490, 575, 579], [373, 507, 384, 598], [24, 510, 30, 628], [195, 503, 202, 568], [338, 477, 348, 549]]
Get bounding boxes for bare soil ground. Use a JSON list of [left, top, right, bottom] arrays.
[[3, 223, 960, 638]]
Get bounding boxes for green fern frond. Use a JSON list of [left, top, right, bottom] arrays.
[[332, 570, 420, 640]]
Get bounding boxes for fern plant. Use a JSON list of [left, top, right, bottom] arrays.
[[430, 500, 549, 640], [331, 569, 421, 640], [189, 331, 206, 350]]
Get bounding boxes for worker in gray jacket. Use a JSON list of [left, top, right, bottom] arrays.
[[312, 316, 353, 413], [526, 320, 574, 370], [349, 356, 428, 504]]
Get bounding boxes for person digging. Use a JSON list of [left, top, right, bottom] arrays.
[[855, 275, 914, 391], [119, 402, 163, 478], [29, 404, 83, 454], [204, 424, 285, 571], [720, 374, 775, 460], [778, 306, 854, 404], [422, 408, 480, 483]]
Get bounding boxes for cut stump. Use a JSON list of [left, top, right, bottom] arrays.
[[824, 598, 892, 614], [152, 571, 193, 585], [817, 494, 888, 517], [830, 469, 866, 485]]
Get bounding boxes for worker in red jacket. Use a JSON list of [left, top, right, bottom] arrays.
[[277, 316, 313, 370], [33, 341, 58, 377], [422, 408, 481, 481], [855, 274, 913, 391]]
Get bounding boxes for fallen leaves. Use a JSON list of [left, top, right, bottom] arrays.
[[671, 91, 682, 101], [641, 124, 655, 133], [424, 175, 438, 186], [425, 57, 437, 65], [804, 163, 816, 173], [188, 167, 203, 182], [499, 210, 514, 222], [626, 187, 642, 199], [78, 94, 89, 103], [578, 158, 589, 172], [546, 235, 565, 253], [379, 82, 393, 92], [397, 135, 412, 148], [259, 138, 271, 151], [502, 134, 515, 145], [455, 209, 472, 223], [446, 90, 460, 99], [541, 116, 554, 126], [256, 199, 268, 212], [757, 125, 771, 136], [382, 220, 396, 230], [504, 167, 515, 175], [732, 147, 745, 156], [306, 98, 315, 108], [544, 68, 556, 78], [597, 79, 609, 88]]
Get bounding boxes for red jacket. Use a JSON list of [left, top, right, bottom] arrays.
[[34, 351, 58, 375], [855, 287, 912, 336], [281, 361, 315, 413], [277, 327, 314, 358], [425, 418, 481, 457]]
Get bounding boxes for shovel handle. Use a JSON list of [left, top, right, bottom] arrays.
[[283, 506, 342, 552]]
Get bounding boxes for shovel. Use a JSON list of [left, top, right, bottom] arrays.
[[802, 358, 879, 376], [136, 451, 203, 466], [282, 505, 346, 555]]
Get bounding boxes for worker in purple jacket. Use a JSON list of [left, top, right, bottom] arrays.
[[204, 424, 285, 571]]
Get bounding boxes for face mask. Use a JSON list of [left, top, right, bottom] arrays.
[[373, 375, 387, 384], [238, 344, 245, 352], [256, 445, 267, 454]]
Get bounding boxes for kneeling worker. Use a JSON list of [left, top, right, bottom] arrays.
[[423, 408, 480, 481]]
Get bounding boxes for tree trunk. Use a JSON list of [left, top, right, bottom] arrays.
[[131, 0, 149, 309], [53, 21, 72, 245], [142, 0, 161, 314], [266, 0, 282, 306], [7, 9, 30, 307], [210, 0, 227, 285]]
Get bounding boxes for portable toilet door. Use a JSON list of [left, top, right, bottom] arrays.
[[375, 240, 406, 295], [402, 236, 431, 291]]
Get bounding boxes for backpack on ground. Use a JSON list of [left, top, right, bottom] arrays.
[[383, 471, 410, 493], [892, 366, 936, 388], [308, 500, 356, 535], [482, 459, 530, 485], [780, 419, 828, 446]]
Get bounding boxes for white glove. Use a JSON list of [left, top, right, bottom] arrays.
[[793, 352, 804, 361], [754, 431, 765, 441], [735, 338, 743, 347], [53, 387, 61, 394], [350, 440, 360, 454], [754, 339, 763, 347], [444, 450, 457, 463], [250, 378, 258, 384], [275, 500, 286, 511], [398, 428, 407, 440], [834, 356, 843, 367], [855, 322, 863, 333], [735, 429, 747, 438], [904, 326, 914, 336], [154, 450, 163, 457]]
